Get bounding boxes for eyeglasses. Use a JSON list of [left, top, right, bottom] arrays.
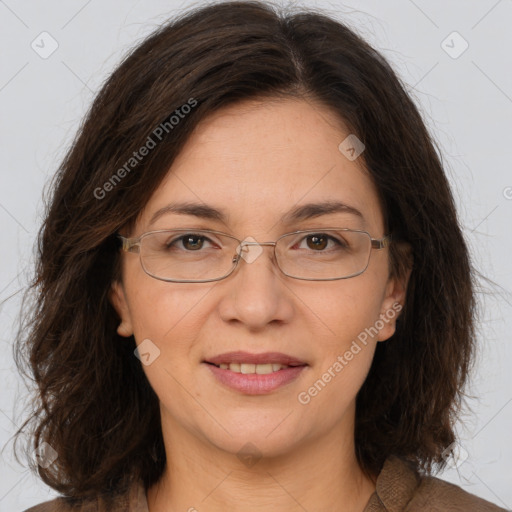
[[118, 228, 392, 283]]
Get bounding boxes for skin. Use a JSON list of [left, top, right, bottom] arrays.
[[111, 97, 409, 512]]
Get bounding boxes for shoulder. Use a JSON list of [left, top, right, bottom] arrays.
[[23, 497, 86, 512], [409, 473, 508, 511], [374, 455, 508, 512], [22, 476, 147, 512], [23, 495, 112, 512]]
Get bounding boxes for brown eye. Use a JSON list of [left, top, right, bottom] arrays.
[[181, 235, 205, 251], [306, 234, 328, 251]]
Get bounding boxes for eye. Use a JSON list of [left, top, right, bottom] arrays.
[[167, 233, 216, 251], [296, 233, 346, 251]]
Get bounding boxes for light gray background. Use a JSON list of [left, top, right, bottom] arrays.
[[1, 0, 511, 510]]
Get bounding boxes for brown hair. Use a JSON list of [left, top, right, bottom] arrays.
[[14, 0, 475, 500]]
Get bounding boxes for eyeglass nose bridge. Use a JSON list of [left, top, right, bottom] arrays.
[[231, 240, 278, 265]]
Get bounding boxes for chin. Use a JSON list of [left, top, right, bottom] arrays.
[[196, 417, 307, 461]]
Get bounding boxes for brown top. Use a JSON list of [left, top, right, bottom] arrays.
[[24, 455, 507, 512]]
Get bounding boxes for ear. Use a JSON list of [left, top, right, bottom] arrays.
[[109, 280, 134, 337], [376, 264, 412, 343]]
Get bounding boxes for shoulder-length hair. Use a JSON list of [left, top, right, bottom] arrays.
[[15, 0, 475, 500]]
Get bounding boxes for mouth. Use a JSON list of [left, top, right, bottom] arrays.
[[203, 351, 308, 393], [204, 351, 308, 371], [204, 361, 304, 374]]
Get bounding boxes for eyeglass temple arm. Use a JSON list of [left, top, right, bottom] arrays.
[[371, 234, 392, 249], [118, 235, 140, 253]]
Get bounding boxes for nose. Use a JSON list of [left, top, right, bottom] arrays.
[[217, 241, 294, 331]]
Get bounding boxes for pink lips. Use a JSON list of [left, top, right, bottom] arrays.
[[205, 351, 307, 366], [203, 351, 308, 395]]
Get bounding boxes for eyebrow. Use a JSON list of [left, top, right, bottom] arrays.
[[149, 200, 364, 227]]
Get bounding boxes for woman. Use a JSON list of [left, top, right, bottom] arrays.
[[16, 1, 506, 511]]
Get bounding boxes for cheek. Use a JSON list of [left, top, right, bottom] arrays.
[[123, 279, 217, 399], [301, 274, 386, 350], [125, 279, 209, 400], [125, 267, 207, 343], [296, 344, 375, 430], [296, 283, 381, 421], [294, 271, 386, 401]]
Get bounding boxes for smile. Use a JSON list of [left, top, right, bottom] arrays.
[[212, 362, 298, 374]]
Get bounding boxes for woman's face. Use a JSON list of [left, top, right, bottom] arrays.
[[111, 98, 406, 460]]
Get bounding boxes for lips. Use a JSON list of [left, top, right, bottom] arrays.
[[203, 351, 308, 394], [204, 351, 307, 367]]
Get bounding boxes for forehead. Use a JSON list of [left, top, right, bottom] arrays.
[[137, 98, 385, 234]]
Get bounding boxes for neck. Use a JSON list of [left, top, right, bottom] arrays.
[[147, 409, 377, 512]]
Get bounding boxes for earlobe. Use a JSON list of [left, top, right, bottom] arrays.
[[109, 281, 134, 337]]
